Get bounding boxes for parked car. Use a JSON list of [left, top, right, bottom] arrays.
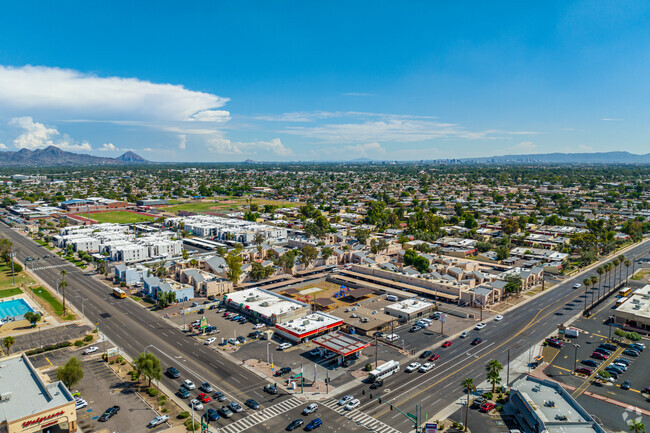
[[148, 414, 170, 427], [623, 349, 640, 357], [621, 380, 632, 390], [599, 343, 617, 351], [197, 393, 211, 403], [200, 382, 214, 393], [218, 405, 233, 418], [338, 395, 355, 406], [276, 366, 293, 376], [344, 399, 360, 411], [302, 403, 318, 415], [278, 343, 293, 350], [264, 384, 278, 394], [615, 358, 631, 366], [471, 397, 486, 408], [305, 418, 323, 431], [166, 367, 180, 378], [480, 402, 495, 413], [420, 350, 432, 359], [370, 379, 383, 389], [442, 341, 453, 348], [286, 419, 304, 431], [189, 400, 203, 411], [629, 343, 645, 352], [546, 338, 563, 348], [575, 367, 593, 375], [419, 362, 434, 372], [246, 399, 260, 410], [99, 405, 120, 422], [253, 323, 265, 329], [75, 399, 88, 410], [410, 325, 422, 333], [236, 336, 247, 344], [213, 391, 227, 401], [183, 379, 195, 390], [206, 408, 220, 421], [228, 401, 243, 413], [591, 352, 608, 360], [594, 348, 611, 355], [177, 388, 190, 398], [471, 337, 483, 345], [581, 360, 600, 367], [405, 362, 421, 373], [205, 337, 216, 345], [83, 346, 99, 355]]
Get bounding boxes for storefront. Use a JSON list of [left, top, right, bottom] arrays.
[[0, 354, 77, 433]]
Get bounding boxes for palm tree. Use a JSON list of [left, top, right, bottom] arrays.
[[3, 336, 15, 354], [612, 259, 620, 288], [596, 266, 604, 293], [59, 269, 68, 314], [591, 275, 598, 302], [583, 278, 592, 307], [618, 255, 625, 286], [628, 420, 645, 433], [461, 377, 474, 431], [607, 262, 615, 293], [624, 259, 631, 284], [486, 360, 503, 393]]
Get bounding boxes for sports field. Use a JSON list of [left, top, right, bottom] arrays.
[[89, 211, 155, 224]]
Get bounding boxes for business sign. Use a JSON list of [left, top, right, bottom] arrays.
[[22, 410, 65, 428], [440, 313, 447, 323], [424, 423, 438, 433]]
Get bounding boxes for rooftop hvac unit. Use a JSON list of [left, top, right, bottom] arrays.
[[303, 320, 310, 325], [0, 392, 12, 401]]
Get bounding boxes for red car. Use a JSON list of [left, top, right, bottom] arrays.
[[197, 393, 211, 403], [480, 402, 495, 413], [575, 367, 592, 375], [591, 352, 608, 360], [442, 341, 453, 348], [428, 354, 440, 362]]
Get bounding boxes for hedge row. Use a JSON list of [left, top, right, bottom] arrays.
[[25, 341, 72, 355]]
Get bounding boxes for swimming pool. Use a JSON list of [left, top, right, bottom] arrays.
[[0, 298, 35, 320]]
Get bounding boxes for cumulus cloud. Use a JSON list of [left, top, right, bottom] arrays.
[[143, 147, 154, 152], [342, 92, 375, 97], [178, 134, 187, 150], [207, 137, 293, 157], [9, 116, 93, 151], [98, 143, 118, 152], [0, 65, 229, 123], [0, 142, 7, 149], [601, 118, 623, 121], [510, 141, 537, 151], [344, 142, 385, 156]]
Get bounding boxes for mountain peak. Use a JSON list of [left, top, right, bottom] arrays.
[[116, 151, 148, 163]]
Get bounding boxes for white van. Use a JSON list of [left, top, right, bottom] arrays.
[[386, 295, 399, 302], [385, 334, 400, 342]]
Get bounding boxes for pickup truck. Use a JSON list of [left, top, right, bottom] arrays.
[[148, 415, 170, 427]]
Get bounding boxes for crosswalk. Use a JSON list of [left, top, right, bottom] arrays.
[[321, 398, 402, 433], [31, 263, 74, 271], [216, 397, 302, 433]]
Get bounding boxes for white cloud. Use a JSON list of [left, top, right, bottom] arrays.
[[98, 143, 118, 152], [9, 116, 92, 151], [0, 65, 229, 123], [578, 144, 594, 151], [510, 141, 537, 152], [601, 118, 623, 121], [207, 137, 293, 157], [344, 142, 385, 156], [0, 142, 7, 149], [285, 118, 537, 144], [342, 92, 375, 97], [178, 134, 187, 150]]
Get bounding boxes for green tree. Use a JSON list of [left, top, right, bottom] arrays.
[[134, 352, 162, 387], [486, 360, 503, 393], [254, 233, 265, 246], [56, 356, 84, 389], [320, 247, 333, 261], [496, 245, 510, 261], [299, 245, 319, 268], [628, 420, 645, 433], [59, 269, 68, 314], [413, 256, 430, 273], [225, 252, 243, 284], [3, 336, 15, 354], [502, 218, 518, 235], [249, 262, 274, 281], [24, 311, 42, 327], [354, 228, 370, 245], [182, 249, 189, 260]]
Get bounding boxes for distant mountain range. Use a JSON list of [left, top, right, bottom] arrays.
[[459, 151, 650, 164], [0, 146, 149, 166]]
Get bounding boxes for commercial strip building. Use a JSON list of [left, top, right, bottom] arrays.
[[613, 284, 650, 334], [510, 375, 605, 433], [0, 354, 77, 433], [223, 287, 310, 325], [274, 312, 343, 344], [165, 215, 287, 245], [384, 299, 435, 321]]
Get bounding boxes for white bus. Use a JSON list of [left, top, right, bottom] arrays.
[[368, 360, 400, 382]]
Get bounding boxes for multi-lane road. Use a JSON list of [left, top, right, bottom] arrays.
[[3, 223, 649, 432]]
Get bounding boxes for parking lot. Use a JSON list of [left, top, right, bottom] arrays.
[[10, 323, 91, 353]]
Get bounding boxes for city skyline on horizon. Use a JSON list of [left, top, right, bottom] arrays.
[[1, 1, 649, 162]]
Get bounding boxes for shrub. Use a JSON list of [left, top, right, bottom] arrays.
[[161, 407, 168, 413], [452, 422, 459, 429], [74, 340, 84, 347], [482, 392, 493, 400], [120, 361, 126, 365], [626, 332, 642, 341], [116, 356, 124, 363], [439, 425, 445, 431], [496, 405, 503, 411], [84, 335, 93, 342], [177, 411, 190, 419], [365, 363, 373, 371], [147, 388, 159, 397], [102, 353, 107, 360], [185, 420, 200, 431], [109, 360, 114, 365], [92, 329, 98, 333]]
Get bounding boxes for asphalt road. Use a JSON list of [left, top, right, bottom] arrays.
[[4, 223, 649, 433]]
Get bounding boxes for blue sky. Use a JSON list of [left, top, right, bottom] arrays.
[[0, 1, 649, 161]]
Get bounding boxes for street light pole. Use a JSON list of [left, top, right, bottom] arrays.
[[267, 342, 270, 365], [375, 335, 378, 369], [608, 316, 614, 340], [81, 298, 89, 317], [573, 344, 580, 373], [10, 246, 15, 286]]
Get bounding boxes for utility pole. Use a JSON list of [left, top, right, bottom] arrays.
[[573, 344, 580, 373], [375, 335, 378, 369], [326, 370, 329, 394], [507, 349, 510, 386], [10, 246, 15, 286]]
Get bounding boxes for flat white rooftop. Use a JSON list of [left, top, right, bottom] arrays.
[[225, 288, 307, 318], [276, 312, 342, 335], [386, 299, 434, 314]]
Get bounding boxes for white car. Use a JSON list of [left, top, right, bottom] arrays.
[[419, 362, 434, 372], [612, 362, 627, 371], [278, 343, 293, 351], [205, 337, 216, 345], [302, 403, 318, 415], [385, 334, 400, 342], [75, 399, 88, 410], [475, 323, 486, 330], [494, 315, 503, 321], [82, 346, 99, 355], [338, 395, 354, 406], [572, 283, 581, 289], [253, 323, 265, 329], [344, 399, 360, 411], [148, 414, 170, 427], [460, 331, 470, 338], [183, 379, 196, 390], [416, 321, 430, 328], [405, 362, 421, 373], [189, 399, 203, 410]]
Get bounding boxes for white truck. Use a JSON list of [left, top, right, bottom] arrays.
[[564, 328, 580, 338]]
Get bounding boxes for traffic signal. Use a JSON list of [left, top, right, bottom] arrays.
[[369, 393, 373, 399], [378, 397, 382, 404]]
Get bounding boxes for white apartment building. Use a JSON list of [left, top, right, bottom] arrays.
[[166, 215, 287, 245]]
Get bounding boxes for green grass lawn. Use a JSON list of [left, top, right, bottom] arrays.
[[0, 262, 36, 290], [30, 286, 75, 319], [88, 211, 155, 224], [163, 197, 301, 215], [0, 288, 23, 298]]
